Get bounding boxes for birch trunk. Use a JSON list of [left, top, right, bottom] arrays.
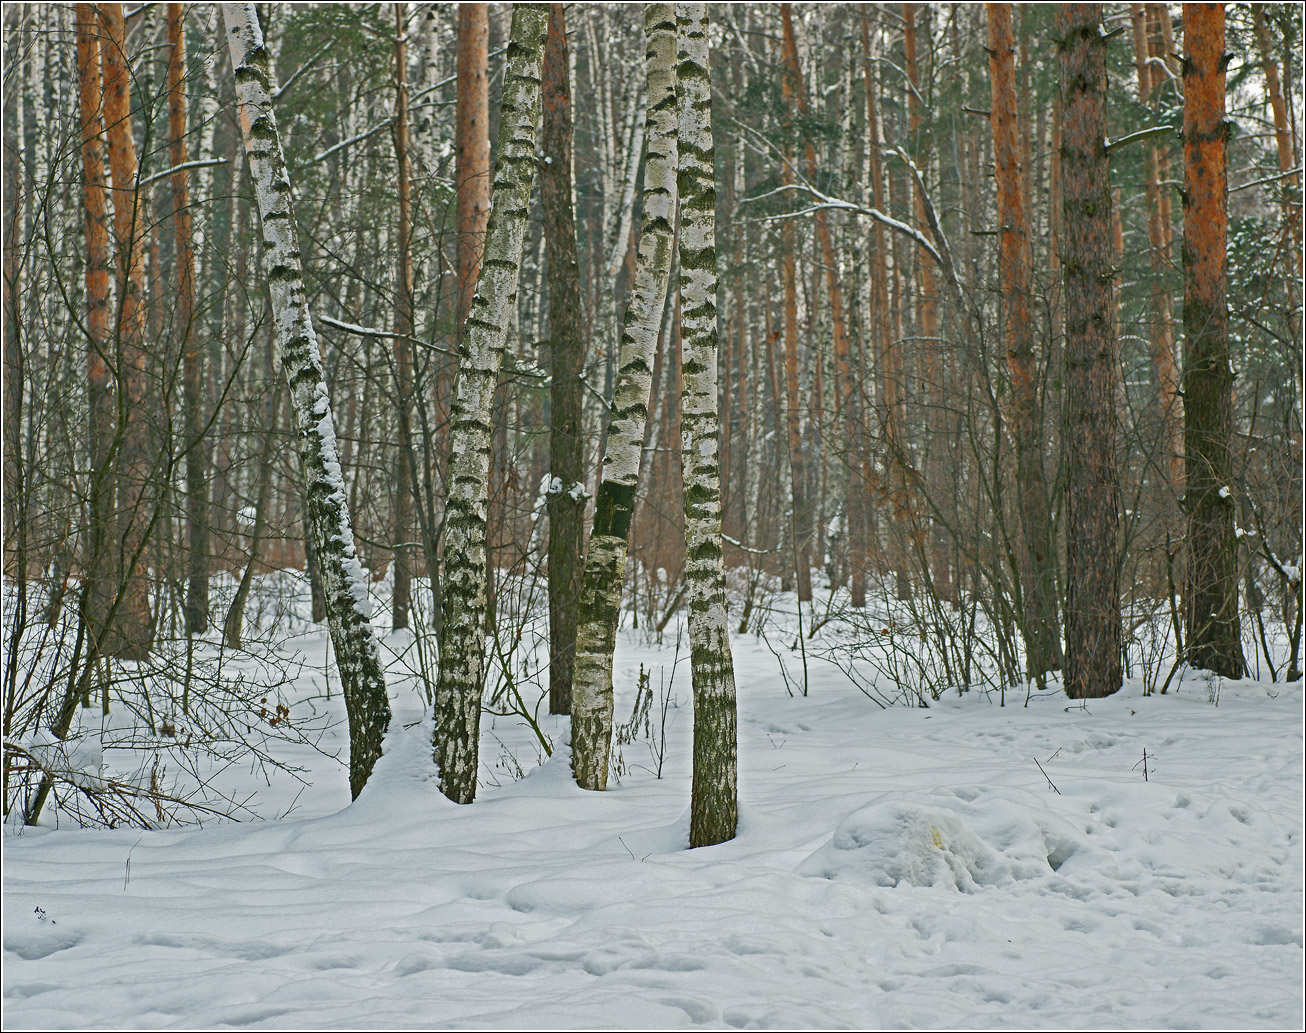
[[1181, 2, 1243, 679], [1060, 3, 1121, 699], [569, 2, 678, 791], [224, 2, 391, 798], [779, 40, 812, 604], [541, 2, 586, 717], [391, 1, 415, 631], [434, 2, 549, 805], [678, 1, 737, 848]]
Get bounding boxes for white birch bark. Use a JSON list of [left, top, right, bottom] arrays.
[[223, 2, 391, 800], [434, 2, 549, 805], [677, 1, 738, 848], [570, 2, 679, 791]]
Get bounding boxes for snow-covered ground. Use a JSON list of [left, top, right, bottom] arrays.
[[3, 578, 1303, 1029]]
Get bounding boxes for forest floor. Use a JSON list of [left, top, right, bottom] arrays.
[[3, 573, 1303, 1029]]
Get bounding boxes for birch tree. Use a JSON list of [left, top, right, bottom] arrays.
[[224, 2, 391, 798], [678, 1, 738, 848], [434, 2, 550, 805], [570, 2, 678, 791]]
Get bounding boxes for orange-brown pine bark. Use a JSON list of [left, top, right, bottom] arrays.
[[100, 1, 152, 658], [1181, 2, 1243, 678], [988, 2, 1062, 681]]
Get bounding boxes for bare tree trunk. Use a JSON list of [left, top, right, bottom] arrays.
[[570, 3, 678, 790], [988, 2, 1062, 683], [164, 3, 209, 636], [434, 2, 549, 805], [1181, 1, 1244, 679], [75, 3, 116, 666], [1060, 2, 1121, 699], [225, 2, 392, 798], [225, 371, 281, 651], [678, 1, 737, 849], [391, 1, 415, 631], [778, 37, 812, 603], [541, 2, 586, 717], [780, 4, 864, 611], [1129, 2, 1182, 506], [1252, 6, 1302, 340], [100, 1, 152, 659]]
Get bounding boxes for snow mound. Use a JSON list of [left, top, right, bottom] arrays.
[[798, 790, 1091, 892]]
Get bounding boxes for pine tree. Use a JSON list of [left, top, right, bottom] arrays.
[[1181, 1, 1243, 679], [1059, 2, 1122, 699], [540, 2, 585, 718]]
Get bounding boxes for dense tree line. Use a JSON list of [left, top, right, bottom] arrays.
[[3, 3, 1300, 835]]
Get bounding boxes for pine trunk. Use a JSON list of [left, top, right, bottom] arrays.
[[988, 2, 1062, 682], [165, 3, 209, 636], [541, 3, 586, 717], [1060, 2, 1121, 699], [1251, 6, 1302, 339], [678, 1, 738, 849], [76, 3, 116, 664], [780, 5, 864, 613], [100, 1, 152, 660], [434, 2, 550, 805], [1181, 2, 1243, 679], [570, 3, 678, 790], [1129, 2, 1183, 507], [225, 2, 392, 798]]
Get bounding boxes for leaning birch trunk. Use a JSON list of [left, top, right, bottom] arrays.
[[224, 3, 391, 798], [569, 2, 678, 791], [434, 2, 549, 805], [677, 2, 738, 848]]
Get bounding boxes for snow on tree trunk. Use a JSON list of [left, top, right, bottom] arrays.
[[540, 2, 585, 718], [224, 2, 391, 798], [677, 1, 738, 848], [1181, 2, 1244, 680], [1059, 3, 1122, 700], [569, 2, 678, 792], [434, 2, 549, 805]]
